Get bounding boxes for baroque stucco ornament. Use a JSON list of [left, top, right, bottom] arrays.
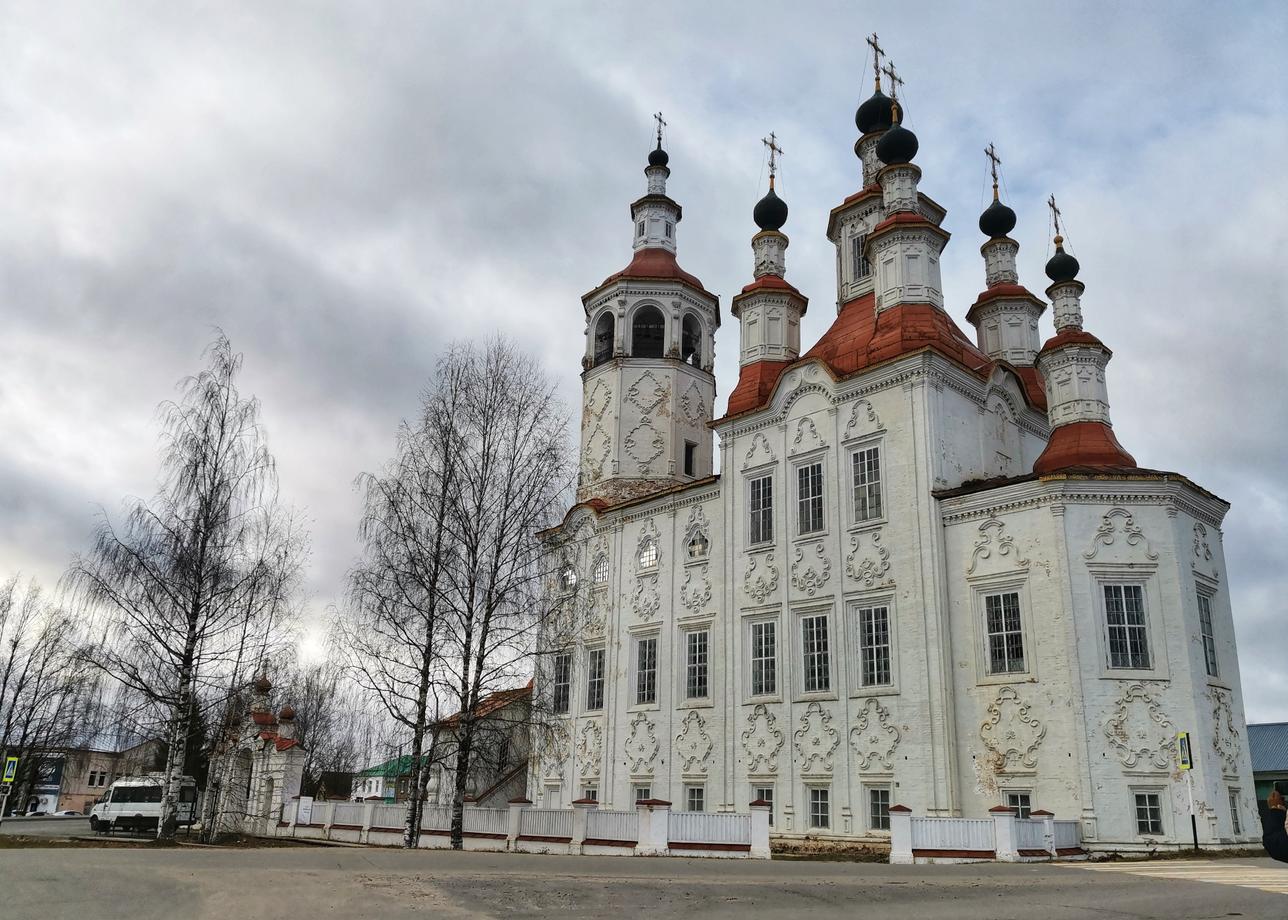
[[631, 579, 661, 621], [680, 565, 712, 611], [1103, 683, 1174, 770], [742, 432, 776, 470], [624, 418, 665, 473], [980, 686, 1046, 770], [846, 529, 892, 587], [1210, 687, 1241, 776], [741, 704, 785, 774], [675, 710, 714, 774], [850, 697, 901, 771], [791, 542, 833, 596], [793, 702, 840, 775], [626, 369, 670, 415], [577, 720, 603, 778], [743, 553, 780, 603], [845, 398, 882, 435], [1084, 507, 1159, 561], [541, 727, 569, 780], [968, 515, 1030, 575], [624, 711, 660, 775]]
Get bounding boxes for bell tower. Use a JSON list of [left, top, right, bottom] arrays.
[[576, 116, 721, 505]]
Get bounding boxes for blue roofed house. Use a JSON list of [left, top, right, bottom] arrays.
[[1248, 723, 1288, 805]]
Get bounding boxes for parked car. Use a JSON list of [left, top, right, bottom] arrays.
[[89, 774, 198, 833], [53, 810, 81, 816]]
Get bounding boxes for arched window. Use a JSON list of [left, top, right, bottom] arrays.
[[632, 306, 665, 358], [593, 312, 614, 366], [560, 566, 578, 591], [687, 533, 709, 559], [638, 539, 659, 569], [682, 314, 702, 367], [592, 555, 609, 585]]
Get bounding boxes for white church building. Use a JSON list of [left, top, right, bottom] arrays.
[[530, 64, 1256, 850]]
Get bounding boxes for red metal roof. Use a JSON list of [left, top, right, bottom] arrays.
[[586, 247, 712, 302], [1033, 421, 1136, 474]]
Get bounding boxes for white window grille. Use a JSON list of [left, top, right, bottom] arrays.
[[809, 788, 830, 829], [1134, 792, 1163, 835], [1198, 593, 1218, 677], [552, 652, 572, 714], [797, 462, 825, 535], [801, 614, 831, 693], [687, 532, 709, 559], [585, 648, 605, 711], [635, 636, 658, 706], [754, 785, 775, 826], [1230, 788, 1242, 835], [750, 620, 777, 696], [686, 630, 709, 699], [748, 475, 773, 544], [851, 446, 883, 522], [1105, 585, 1151, 669], [592, 555, 609, 585], [852, 233, 870, 280], [634, 786, 652, 803], [868, 787, 891, 830], [582, 787, 598, 802], [560, 566, 577, 590], [985, 592, 1026, 674], [638, 539, 659, 569], [686, 785, 705, 812], [1005, 791, 1032, 819], [857, 605, 891, 686]]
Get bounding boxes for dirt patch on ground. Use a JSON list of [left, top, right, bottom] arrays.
[[0, 834, 155, 849], [1092, 846, 1266, 862], [771, 837, 891, 862]]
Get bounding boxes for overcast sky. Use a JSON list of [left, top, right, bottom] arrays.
[[2, 2, 1285, 720]]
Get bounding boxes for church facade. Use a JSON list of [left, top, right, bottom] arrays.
[[530, 74, 1256, 849]]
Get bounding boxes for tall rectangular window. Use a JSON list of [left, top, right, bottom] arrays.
[[585, 648, 605, 711], [809, 788, 830, 828], [748, 475, 773, 544], [858, 605, 892, 686], [1105, 584, 1151, 669], [868, 787, 891, 831], [750, 620, 777, 696], [683, 441, 697, 477], [851, 446, 883, 522], [552, 652, 572, 714], [686, 785, 705, 812], [1134, 791, 1163, 835], [801, 614, 831, 693], [1229, 788, 1242, 836], [985, 592, 1026, 674], [852, 233, 870, 280], [754, 785, 775, 826], [635, 636, 658, 706], [1198, 593, 1218, 677], [686, 630, 710, 699], [797, 462, 825, 535]]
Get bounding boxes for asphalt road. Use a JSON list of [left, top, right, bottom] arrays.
[[0, 815, 91, 837], [1, 846, 1284, 919]]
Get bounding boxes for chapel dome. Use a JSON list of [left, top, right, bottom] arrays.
[[1045, 239, 1081, 282], [856, 89, 902, 135], [753, 187, 788, 231], [876, 121, 919, 165], [647, 145, 669, 167], [979, 199, 1017, 238]]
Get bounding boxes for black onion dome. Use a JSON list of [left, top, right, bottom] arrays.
[[876, 122, 918, 165], [647, 145, 669, 167], [1045, 239, 1080, 282], [979, 199, 1017, 238], [753, 187, 788, 231], [856, 89, 903, 135]]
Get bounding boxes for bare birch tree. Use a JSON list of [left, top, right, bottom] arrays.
[[335, 349, 467, 847], [66, 333, 304, 839], [439, 337, 571, 849]]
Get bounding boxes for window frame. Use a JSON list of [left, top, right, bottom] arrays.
[[551, 651, 572, 715], [746, 615, 779, 699], [867, 785, 892, 832], [794, 458, 826, 537], [629, 304, 666, 359], [746, 472, 774, 547], [634, 785, 652, 804], [683, 440, 697, 477], [1088, 569, 1167, 680], [584, 646, 606, 712], [1197, 590, 1218, 678], [852, 600, 896, 691], [851, 231, 871, 281], [1002, 789, 1033, 820], [808, 786, 831, 830], [797, 609, 834, 697], [632, 633, 659, 708], [685, 784, 706, 812], [1229, 787, 1242, 836], [753, 784, 775, 826], [637, 538, 659, 570], [969, 576, 1037, 685], [849, 444, 884, 526], [683, 627, 711, 701], [983, 590, 1026, 676], [591, 555, 609, 586], [1132, 788, 1166, 837], [1103, 583, 1153, 672]]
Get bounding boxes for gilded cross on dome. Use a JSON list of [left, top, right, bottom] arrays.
[[881, 61, 905, 120], [653, 111, 667, 148], [985, 143, 1002, 201], [866, 33, 886, 90], [762, 132, 783, 186], [1048, 193, 1064, 243]]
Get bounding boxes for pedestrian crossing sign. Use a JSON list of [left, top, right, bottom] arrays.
[[3, 756, 16, 783], [1177, 731, 1193, 770]]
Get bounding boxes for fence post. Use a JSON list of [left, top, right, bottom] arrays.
[[507, 797, 531, 850], [1032, 809, 1056, 858], [287, 796, 299, 834], [361, 801, 375, 843], [571, 798, 597, 853], [322, 801, 336, 841], [635, 799, 671, 856], [888, 805, 913, 864], [990, 805, 1019, 862], [749, 799, 771, 859]]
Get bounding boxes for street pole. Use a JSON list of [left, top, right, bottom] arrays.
[[1186, 769, 1199, 852]]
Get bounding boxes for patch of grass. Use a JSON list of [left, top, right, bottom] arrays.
[[1093, 846, 1265, 862]]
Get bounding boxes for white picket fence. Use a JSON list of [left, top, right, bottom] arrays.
[[1015, 818, 1048, 851], [910, 816, 994, 852], [669, 811, 751, 845], [267, 798, 767, 858], [519, 808, 573, 839], [587, 809, 638, 842], [1053, 820, 1080, 850]]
